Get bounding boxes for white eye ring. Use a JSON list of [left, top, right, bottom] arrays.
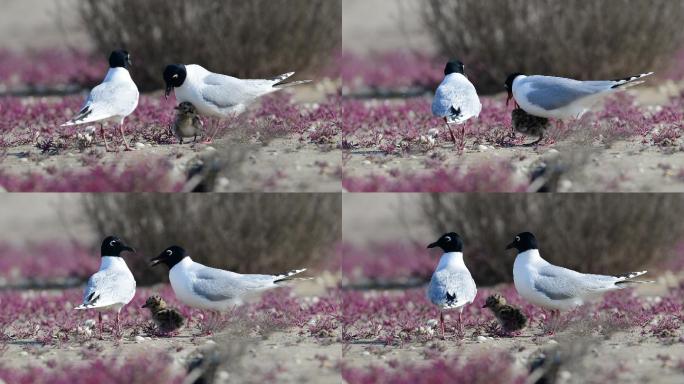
[[172, 74, 179, 79], [515, 236, 521, 242], [444, 236, 451, 242], [109, 240, 116, 246], [166, 250, 172, 256]]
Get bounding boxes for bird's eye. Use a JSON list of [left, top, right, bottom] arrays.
[[109, 240, 116, 246], [515, 236, 521, 242], [444, 236, 451, 242], [172, 74, 179, 79], [166, 250, 172, 256]]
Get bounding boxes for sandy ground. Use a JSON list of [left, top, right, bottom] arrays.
[[344, 138, 684, 192], [343, 282, 684, 383], [0, 135, 341, 192]]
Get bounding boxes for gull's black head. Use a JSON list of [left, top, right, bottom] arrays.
[[109, 50, 132, 69], [101, 236, 135, 257], [163, 64, 187, 98], [505, 232, 538, 253], [150, 245, 187, 269], [504, 73, 523, 107], [444, 60, 465, 76], [427, 232, 464, 253]]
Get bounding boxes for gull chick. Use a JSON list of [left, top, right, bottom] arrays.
[[63, 50, 139, 151], [506, 232, 652, 330], [75, 236, 136, 338], [142, 295, 185, 334], [432, 60, 482, 149], [482, 294, 527, 333], [163, 64, 311, 143], [512, 107, 550, 147], [427, 233, 477, 339], [150, 246, 308, 311], [504, 72, 653, 120], [172, 102, 204, 144]]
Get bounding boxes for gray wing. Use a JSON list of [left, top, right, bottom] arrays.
[[79, 268, 134, 308], [524, 76, 614, 111], [533, 264, 617, 300], [201, 74, 272, 109], [192, 267, 275, 302], [83, 81, 138, 119], [427, 269, 477, 308], [432, 75, 481, 121]]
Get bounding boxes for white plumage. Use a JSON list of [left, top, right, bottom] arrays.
[[508, 72, 653, 120], [75, 256, 136, 312], [62, 50, 139, 151], [432, 73, 482, 124]]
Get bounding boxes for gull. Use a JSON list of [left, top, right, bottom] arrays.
[[150, 245, 309, 311], [172, 102, 204, 144], [62, 50, 139, 151], [163, 64, 311, 143], [75, 236, 136, 338], [504, 72, 653, 120], [482, 293, 527, 333], [506, 232, 652, 331], [432, 60, 482, 149], [426, 232, 477, 339], [142, 295, 185, 334]]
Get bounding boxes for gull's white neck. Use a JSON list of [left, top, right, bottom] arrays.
[[512, 75, 527, 89], [171, 256, 194, 272], [99, 256, 128, 270], [437, 252, 466, 270], [514, 249, 546, 267], [104, 67, 132, 82]]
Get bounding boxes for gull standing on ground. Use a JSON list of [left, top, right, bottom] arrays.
[[504, 72, 653, 120], [150, 246, 309, 311], [427, 233, 477, 338], [432, 60, 482, 149], [75, 236, 136, 338], [506, 232, 652, 331], [163, 64, 311, 143], [62, 50, 139, 151]]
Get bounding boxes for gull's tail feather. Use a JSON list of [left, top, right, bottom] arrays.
[[62, 106, 93, 127], [614, 270, 654, 286], [611, 72, 654, 89], [271, 72, 312, 89], [274, 268, 311, 283]]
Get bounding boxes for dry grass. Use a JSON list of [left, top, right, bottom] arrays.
[[421, 194, 684, 285], [82, 194, 341, 285], [418, 0, 684, 94], [77, 0, 341, 91]]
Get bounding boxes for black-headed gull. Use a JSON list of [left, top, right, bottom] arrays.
[[63, 50, 139, 151], [504, 72, 653, 120], [426, 233, 477, 338], [432, 60, 482, 148], [150, 246, 308, 311], [172, 102, 204, 144], [75, 236, 136, 338], [506, 232, 651, 329], [163, 64, 311, 143]]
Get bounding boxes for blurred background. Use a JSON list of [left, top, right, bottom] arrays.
[[342, 194, 684, 287], [0, 0, 341, 94], [343, 0, 684, 96], [0, 194, 341, 288]]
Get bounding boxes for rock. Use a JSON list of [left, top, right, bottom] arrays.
[[477, 145, 489, 152], [205, 339, 216, 345], [134, 142, 146, 149], [547, 339, 558, 345], [426, 319, 439, 328], [134, 335, 145, 343], [84, 319, 97, 328], [476, 336, 488, 342]]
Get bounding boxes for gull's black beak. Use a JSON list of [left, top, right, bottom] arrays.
[[149, 256, 162, 267], [165, 86, 173, 99], [427, 241, 439, 249], [505, 241, 515, 250]]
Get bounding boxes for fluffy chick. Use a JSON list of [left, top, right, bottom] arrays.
[[512, 108, 549, 146], [482, 294, 527, 333], [172, 102, 204, 144], [142, 295, 185, 334]]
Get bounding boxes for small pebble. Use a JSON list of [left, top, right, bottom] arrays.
[[205, 340, 216, 345], [476, 336, 488, 342], [134, 336, 145, 342], [134, 142, 145, 149], [547, 340, 558, 345]]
